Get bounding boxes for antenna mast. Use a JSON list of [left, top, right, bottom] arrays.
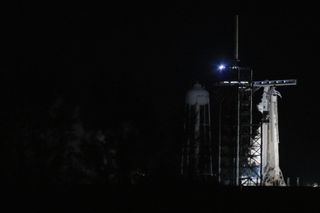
[[235, 15, 239, 63], [235, 14, 240, 186]]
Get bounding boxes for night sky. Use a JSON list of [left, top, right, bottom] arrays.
[[2, 2, 320, 184]]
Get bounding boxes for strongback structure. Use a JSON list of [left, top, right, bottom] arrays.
[[181, 83, 213, 179]]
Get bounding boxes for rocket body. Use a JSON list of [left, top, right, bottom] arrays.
[[258, 86, 286, 186]]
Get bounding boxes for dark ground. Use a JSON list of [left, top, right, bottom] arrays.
[[4, 185, 319, 212]]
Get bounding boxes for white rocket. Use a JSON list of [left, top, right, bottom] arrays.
[[258, 86, 286, 186]]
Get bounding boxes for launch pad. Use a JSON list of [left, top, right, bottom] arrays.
[[181, 15, 297, 186], [217, 73, 296, 186]]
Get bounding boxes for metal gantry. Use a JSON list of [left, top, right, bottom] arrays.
[[218, 67, 262, 186], [238, 76, 261, 186]]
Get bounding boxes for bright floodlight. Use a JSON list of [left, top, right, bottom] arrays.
[[218, 64, 226, 71]]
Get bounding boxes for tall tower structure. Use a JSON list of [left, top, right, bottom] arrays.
[[181, 83, 213, 179], [215, 15, 296, 186]]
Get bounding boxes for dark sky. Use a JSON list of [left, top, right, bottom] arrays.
[[2, 2, 320, 183]]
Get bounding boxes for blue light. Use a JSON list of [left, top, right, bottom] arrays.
[[218, 64, 226, 71]]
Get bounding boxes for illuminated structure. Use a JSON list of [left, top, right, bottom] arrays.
[[258, 86, 285, 185], [181, 83, 213, 179], [215, 15, 296, 186], [218, 79, 296, 186], [257, 83, 294, 186]]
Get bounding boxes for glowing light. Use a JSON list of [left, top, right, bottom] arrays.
[[218, 64, 226, 71], [240, 81, 249, 84]]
